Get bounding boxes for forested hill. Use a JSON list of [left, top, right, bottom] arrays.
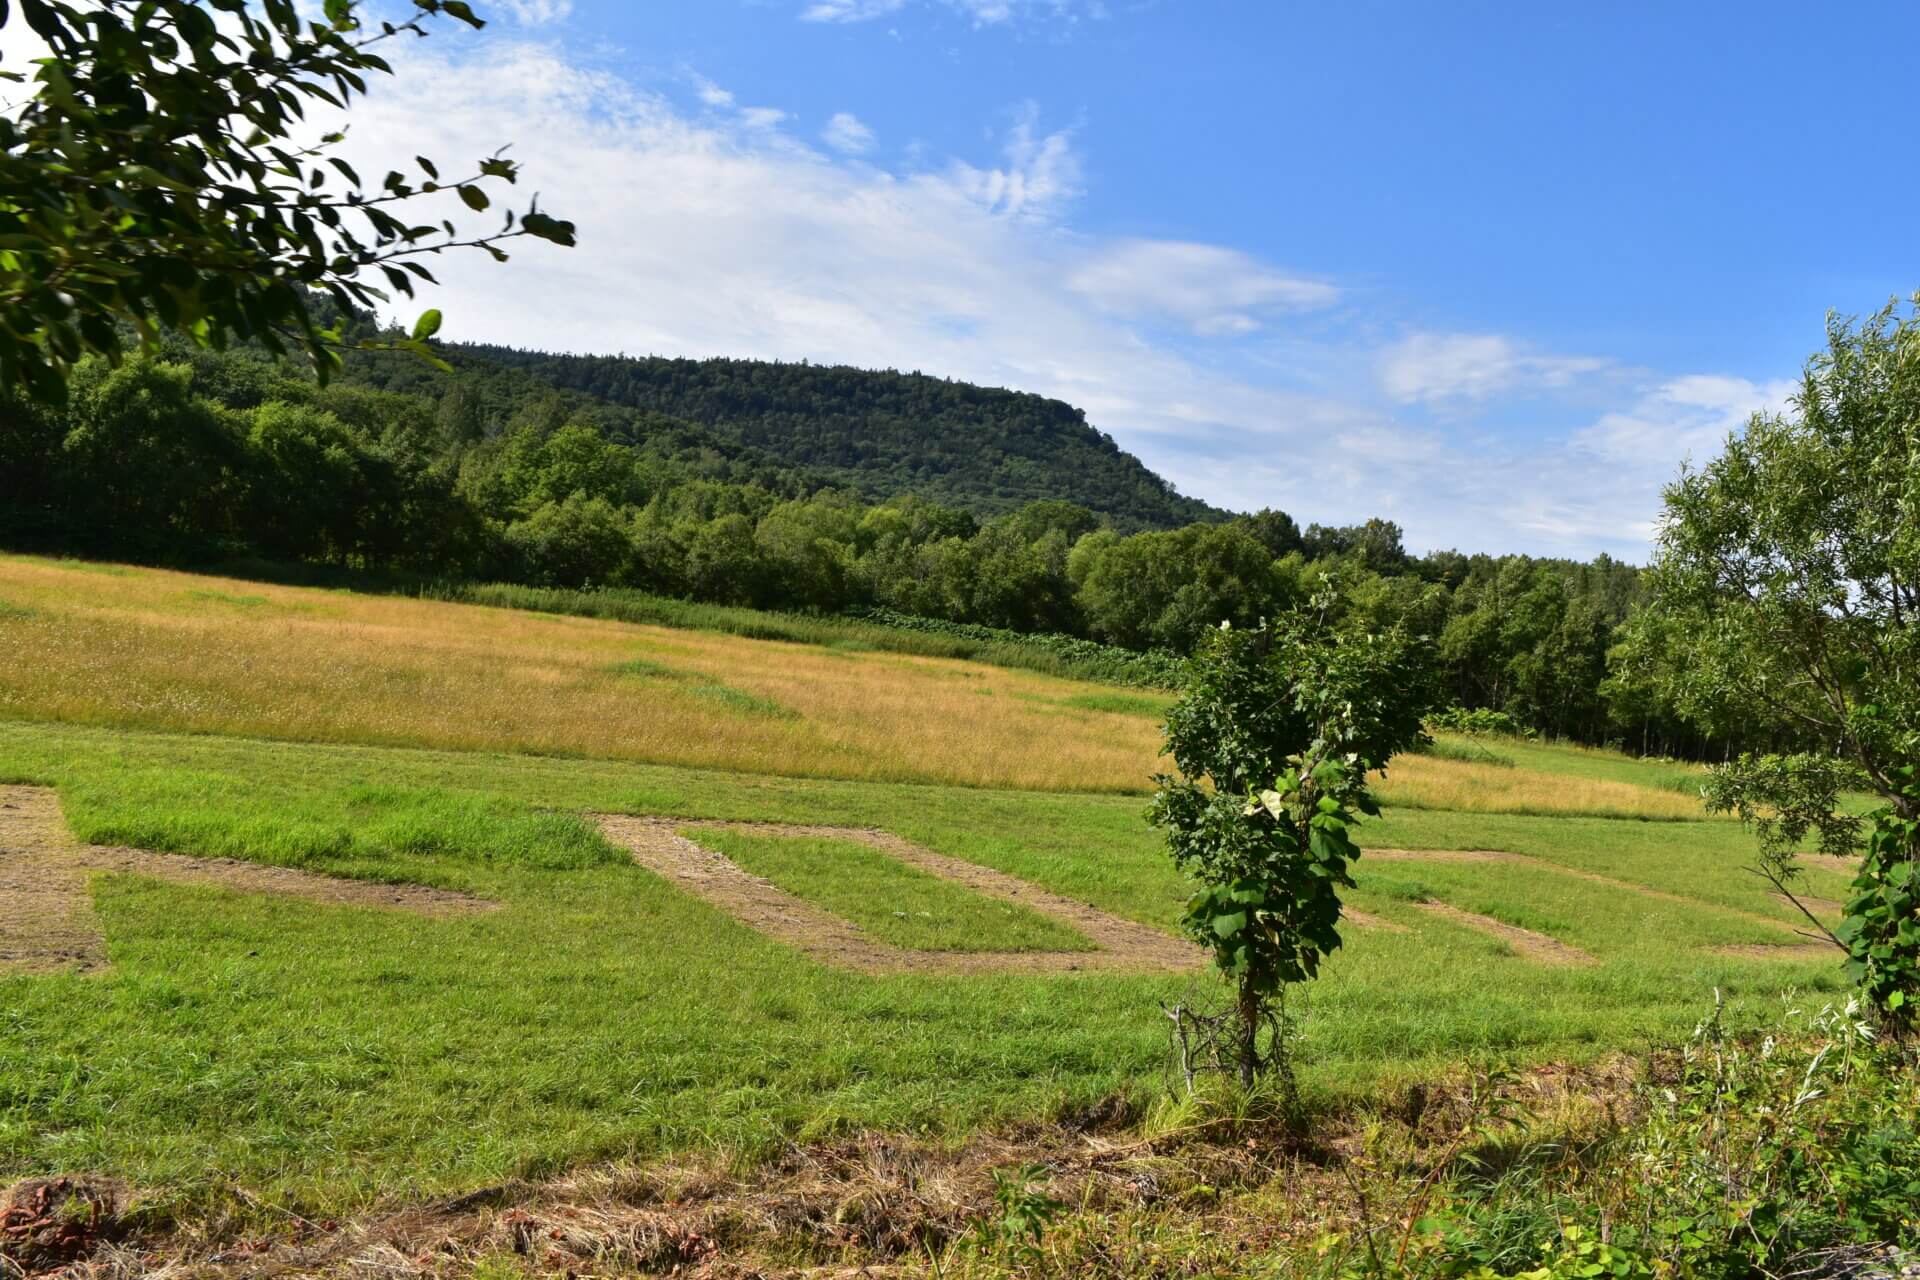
[[444, 346, 1226, 531]]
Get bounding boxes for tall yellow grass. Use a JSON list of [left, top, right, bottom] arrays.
[[1377, 753, 1715, 820], [0, 554, 1724, 816], [0, 557, 1164, 792]]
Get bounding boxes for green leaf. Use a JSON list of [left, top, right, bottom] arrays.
[[520, 212, 577, 246], [456, 184, 490, 212], [411, 309, 442, 341]]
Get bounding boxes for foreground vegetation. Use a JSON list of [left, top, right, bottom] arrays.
[[0, 716, 1844, 1214]]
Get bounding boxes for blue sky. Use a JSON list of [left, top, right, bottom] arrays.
[[328, 0, 1919, 558]]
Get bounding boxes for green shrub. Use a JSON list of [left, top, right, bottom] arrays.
[[1429, 707, 1532, 738]]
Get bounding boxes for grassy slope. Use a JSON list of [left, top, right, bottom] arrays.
[[0, 554, 1734, 820], [0, 554, 1164, 793], [0, 718, 1847, 1212]]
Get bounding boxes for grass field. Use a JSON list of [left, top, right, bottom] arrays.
[[0, 553, 1852, 1224], [0, 554, 1724, 819]]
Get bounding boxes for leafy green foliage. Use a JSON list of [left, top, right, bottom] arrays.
[[1428, 707, 1532, 738], [0, 0, 574, 401], [986, 1162, 1063, 1258], [1148, 593, 1439, 1079], [1655, 300, 1920, 1026], [1838, 771, 1920, 1030], [1338, 999, 1918, 1280]]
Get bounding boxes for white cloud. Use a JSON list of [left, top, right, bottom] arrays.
[[800, 0, 1099, 24], [692, 76, 735, 109], [801, 0, 906, 20], [322, 37, 1776, 562], [822, 111, 876, 154], [492, 0, 573, 24], [1068, 239, 1338, 336], [739, 106, 789, 129], [1574, 375, 1794, 471], [946, 104, 1079, 220], [1378, 331, 1612, 404]]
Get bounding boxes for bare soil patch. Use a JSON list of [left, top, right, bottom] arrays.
[[596, 815, 1203, 975], [0, 787, 104, 973], [1412, 900, 1596, 967], [0, 786, 496, 976], [1713, 942, 1843, 961], [1771, 891, 1845, 917]]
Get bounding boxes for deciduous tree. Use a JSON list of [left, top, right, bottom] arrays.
[[1651, 299, 1920, 1028], [0, 0, 575, 402], [1149, 590, 1437, 1085]]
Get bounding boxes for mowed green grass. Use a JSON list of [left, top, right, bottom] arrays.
[[0, 718, 1848, 1214], [696, 829, 1094, 952]]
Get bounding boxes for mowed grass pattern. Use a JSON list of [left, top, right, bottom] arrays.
[[694, 829, 1096, 953], [0, 720, 1843, 1210]]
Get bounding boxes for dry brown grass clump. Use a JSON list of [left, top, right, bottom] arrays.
[[9, 1060, 1640, 1280]]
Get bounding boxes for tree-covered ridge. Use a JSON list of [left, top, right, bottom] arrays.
[[0, 333, 1732, 761], [422, 346, 1228, 531]]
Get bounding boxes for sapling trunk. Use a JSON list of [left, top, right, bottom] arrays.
[[1237, 975, 1261, 1088]]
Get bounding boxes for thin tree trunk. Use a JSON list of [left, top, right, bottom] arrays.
[[1237, 977, 1260, 1087]]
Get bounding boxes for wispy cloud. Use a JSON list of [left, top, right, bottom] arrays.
[[1069, 240, 1339, 336], [800, 0, 906, 21], [822, 111, 877, 154], [325, 37, 1779, 561], [1378, 331, 1612, 404], [691, 75, 735, 108], [946, 103, 1079, 219], [492, 0, 574, 25], [800, 0, 1101, 25]]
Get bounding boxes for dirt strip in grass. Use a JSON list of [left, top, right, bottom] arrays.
[[1412, 900, 1597, 967], [597, 815, 1205, 975], [1713, 942, 1842, 962], [1369, 847, 1804, 936], [0, 786, 497, 976]]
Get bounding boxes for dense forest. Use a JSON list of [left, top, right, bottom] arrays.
[[0, 330, 1738, 759], [359, 344, 1227, 532]]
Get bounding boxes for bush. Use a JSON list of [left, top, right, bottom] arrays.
[[1429, 706, 1532, 738], [1352, 998, 1920, 1280]]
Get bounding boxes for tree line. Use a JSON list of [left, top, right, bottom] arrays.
[[0, 338, 1745, 760]]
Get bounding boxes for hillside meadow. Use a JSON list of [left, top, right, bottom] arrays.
[[0, 554, 1720, 819], [1, 552, 1848, 1220], [0, 548, 1850, 1212]]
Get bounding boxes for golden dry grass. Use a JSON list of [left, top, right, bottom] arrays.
[[1376, 752, 1716, 820], [0, 556, 1163, 792], [0, 554, 1726, 816]]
